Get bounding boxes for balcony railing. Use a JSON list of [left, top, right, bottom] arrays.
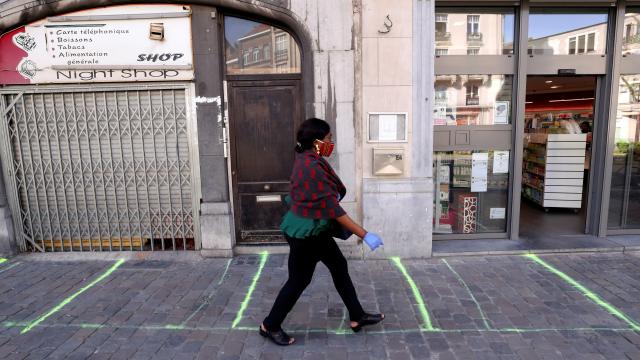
[[436, 31, 451, 41], [467, 32, 483, 43], [624, 34, 640, 45]]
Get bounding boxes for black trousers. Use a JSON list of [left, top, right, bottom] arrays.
[[263, 233, 365, 331]]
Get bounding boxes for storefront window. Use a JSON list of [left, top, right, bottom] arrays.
[[434, 150, 510, 234], [434, 8, 515, 55], [622, 9, 640, 55], [224, 17, 301, 75], [434, 75, 513, 126], [608, 74, 640, 230], [528, 10, 607, 55]]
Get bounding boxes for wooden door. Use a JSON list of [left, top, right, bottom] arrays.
[[227, 77, 303, 243]]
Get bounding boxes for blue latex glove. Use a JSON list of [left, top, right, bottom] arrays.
[[363, 232, 383, 251]]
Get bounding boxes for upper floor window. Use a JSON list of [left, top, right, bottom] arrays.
[[225, 16, 301, 75], [435, 8, 515, 55], [528, 10, 607, 55], [436, 14, 448, 34], [467, 15, 480, 35], [264, 45, 271, 60], [622, 10, 640, 55], [568, 32, 596, 54], [243, 51, 250, 66]]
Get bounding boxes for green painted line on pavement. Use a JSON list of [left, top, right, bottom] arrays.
[[442, 259, 492, 330], [0, 261, 21, 274], [20, 259, 126, 334], [390, 257, 435, 331], [335, 308, 349, 335], [172, 258, 234, 328], [218, 258, 233, 285], [232, 251, 268, 328], [525, 254, 640, 332], [4, 320, 638, 335]]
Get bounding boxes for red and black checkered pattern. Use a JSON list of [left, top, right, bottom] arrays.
[[289, 151, 347, 219]]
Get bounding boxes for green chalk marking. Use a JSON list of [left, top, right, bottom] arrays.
[[0, 262, 21, 274], [3, 320, 638, 335], [218, 258, 232, 285], [442, 259, 491, 330], [232, 251, 268, 328], [335, 308, 349, 335], [525, 254, 640, 332], [20, 259, 125, 334], [173, 258, 234, 328], [164, 324, 185, 330], [390, 257, 435, 331]]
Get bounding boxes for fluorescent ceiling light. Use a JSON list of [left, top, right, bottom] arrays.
[[525, 101, 533, 104], [545, 80, 553, 84], [548, 97, 594, 103], [550, 85, 562, 89]]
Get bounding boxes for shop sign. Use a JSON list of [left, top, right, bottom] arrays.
[[0, 4, 194, 84]]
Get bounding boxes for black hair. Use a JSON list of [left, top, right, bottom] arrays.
[[295, 118, 331, 153]]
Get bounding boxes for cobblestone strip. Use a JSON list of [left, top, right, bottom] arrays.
[[20, 259, 126, 334], [441, 259, 492, 330], [525, 253, 640, 332], [232, 251, 268, 328], [390, 257, 435, 331]]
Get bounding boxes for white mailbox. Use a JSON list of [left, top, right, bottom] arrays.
[[373, 148, 404, 176]]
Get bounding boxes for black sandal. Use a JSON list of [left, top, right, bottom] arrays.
[[351, 312, 385, 333], [259, 324, 295, 346]]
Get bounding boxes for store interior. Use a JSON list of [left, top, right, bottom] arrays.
[[520, 76, 596, 240]]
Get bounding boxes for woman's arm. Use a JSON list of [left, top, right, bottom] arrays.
[[335, 214, 367, 239]]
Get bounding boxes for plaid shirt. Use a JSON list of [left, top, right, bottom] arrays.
[[289, 151, 346, 219]]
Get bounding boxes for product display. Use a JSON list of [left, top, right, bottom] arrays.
[[522, 133, 587, 210]]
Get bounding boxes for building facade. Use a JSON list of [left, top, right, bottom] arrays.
[[0, 0, 637, 258]]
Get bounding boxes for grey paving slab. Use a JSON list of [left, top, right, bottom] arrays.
[[0, 253, 638, 359]]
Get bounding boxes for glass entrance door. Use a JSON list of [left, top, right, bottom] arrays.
[[519, 75, 597, 239]]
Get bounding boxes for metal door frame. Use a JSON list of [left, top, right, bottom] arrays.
[[599, 0, 640, 235], [511, 2, 617, 239], [433, 1, 629, 240], [0, 82, 202, 251]]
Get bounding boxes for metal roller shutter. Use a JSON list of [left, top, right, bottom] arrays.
[[0, 86, 198, 252]]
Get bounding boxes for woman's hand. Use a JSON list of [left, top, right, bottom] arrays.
[[363, 233, 383, 251]]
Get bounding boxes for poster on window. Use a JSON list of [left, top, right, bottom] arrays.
[[434, 104, 447, 126], [471, 152, 488, 192], [378, 114, 398, 141], [494, 101, 509, 124], [492, 151, 509, 174]]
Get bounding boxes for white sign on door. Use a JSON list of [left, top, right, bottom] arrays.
[[471, 152, 488, 192]]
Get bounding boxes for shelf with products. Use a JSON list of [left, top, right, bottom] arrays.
[[522, 133, 587, 210]]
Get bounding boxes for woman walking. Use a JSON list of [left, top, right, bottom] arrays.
[[260, 118, 385, 346]]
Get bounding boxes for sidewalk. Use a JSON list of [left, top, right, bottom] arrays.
[[0, 251, 639, 359]]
